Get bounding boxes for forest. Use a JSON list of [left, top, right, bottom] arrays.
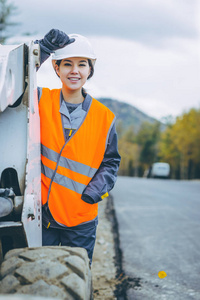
[[117, 108, 200, 180]]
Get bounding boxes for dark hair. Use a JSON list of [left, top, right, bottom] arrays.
[[55, 58, 94, 80], [87, 59, 94, 79]]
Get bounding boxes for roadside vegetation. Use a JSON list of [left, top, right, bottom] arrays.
[[117, 108, 200, 180]]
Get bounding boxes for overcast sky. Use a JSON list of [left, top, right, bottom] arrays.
[[8, 0, 200, 120]]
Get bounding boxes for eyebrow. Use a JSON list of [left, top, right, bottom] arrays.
[[63, 59, 87, 63]]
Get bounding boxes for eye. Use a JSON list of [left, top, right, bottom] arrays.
[[79, 63, 87, 67], [64, 63, 72, 66]]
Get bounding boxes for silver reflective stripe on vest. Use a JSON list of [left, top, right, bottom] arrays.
[[59, 156, 97, 178], [41, 144, 59, 162], [41, 163, 54, 179], [42, 164, 86, 194], [41, 144, 97, 178]]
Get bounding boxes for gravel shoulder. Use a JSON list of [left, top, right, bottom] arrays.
[[92, 198, 117, 300]]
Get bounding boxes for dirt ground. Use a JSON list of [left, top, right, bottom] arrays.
[[92, 198, 117, 300]]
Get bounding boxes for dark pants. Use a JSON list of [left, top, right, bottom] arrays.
[[42, 224, 97, 264]]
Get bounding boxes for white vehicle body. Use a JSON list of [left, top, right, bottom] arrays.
[[151, 162, 170, 178], [0, 42, 42, 250], [0, 42, 92, 300]]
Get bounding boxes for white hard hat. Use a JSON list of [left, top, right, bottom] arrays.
[[52, 34, 97, 69]]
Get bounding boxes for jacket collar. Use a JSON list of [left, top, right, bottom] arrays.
[[60, 90, 92, 113]]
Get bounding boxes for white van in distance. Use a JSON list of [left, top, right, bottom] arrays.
[[150, 162, 170, 178]]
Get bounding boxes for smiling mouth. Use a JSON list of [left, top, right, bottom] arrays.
[[68, 77, 80, 81]]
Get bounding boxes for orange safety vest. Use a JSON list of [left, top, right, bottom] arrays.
[[39, 88, 115, 227]]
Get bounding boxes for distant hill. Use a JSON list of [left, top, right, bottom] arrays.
[[98, 97, 159, 132]]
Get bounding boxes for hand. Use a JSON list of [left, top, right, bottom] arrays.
[[39, 29, 75, 52]]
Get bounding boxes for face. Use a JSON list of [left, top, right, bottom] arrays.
[[55, 57, 91, 92]]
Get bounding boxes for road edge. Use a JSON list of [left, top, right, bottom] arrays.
[[106, 195, 128, 300]]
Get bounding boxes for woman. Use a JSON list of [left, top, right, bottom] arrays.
[[36, 29, 121, 264]]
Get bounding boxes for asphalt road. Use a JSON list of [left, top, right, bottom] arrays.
[[111, 177, 200, 300]]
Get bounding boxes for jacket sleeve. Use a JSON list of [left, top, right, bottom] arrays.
[[81, 121, 121, 204]]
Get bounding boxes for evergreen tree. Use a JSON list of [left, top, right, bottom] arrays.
[[0, 0, 18, 44]]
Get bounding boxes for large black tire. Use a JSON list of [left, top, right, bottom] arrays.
[[0, 246, 92, 300]]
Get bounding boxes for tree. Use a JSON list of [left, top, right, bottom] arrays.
[[136, 121, 161, 170], [117, 126, 140, 176], [172, 109, 200, 179], [159, 108, 200, 179], [118, 121, 162, 177], [159, 125, 181, 178], [0, 0, 18, 44]]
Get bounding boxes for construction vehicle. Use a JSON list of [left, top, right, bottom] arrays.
[[0, 42, 92, 299]]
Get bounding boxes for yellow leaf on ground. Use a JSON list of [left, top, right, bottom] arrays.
[[158, 271, 167, 279]]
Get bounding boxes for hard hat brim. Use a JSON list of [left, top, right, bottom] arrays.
[[51, 34, 97, 70]]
